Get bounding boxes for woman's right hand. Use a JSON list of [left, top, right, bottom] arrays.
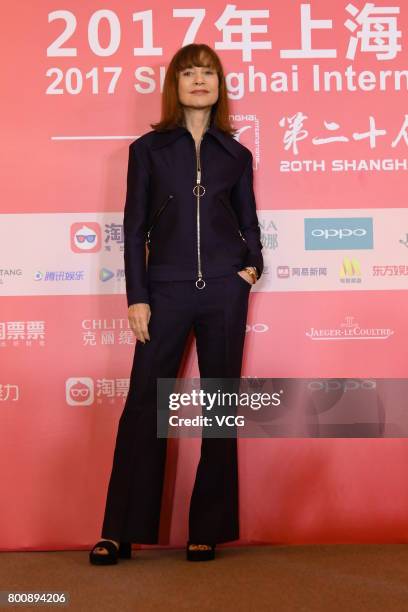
[[128, 303, 151, 343]]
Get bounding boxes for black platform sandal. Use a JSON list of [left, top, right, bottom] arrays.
[[89, 539, 132, 565], [186, 540, 216, 562]]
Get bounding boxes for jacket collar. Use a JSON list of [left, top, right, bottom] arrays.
[[150, 118, 239, 159]]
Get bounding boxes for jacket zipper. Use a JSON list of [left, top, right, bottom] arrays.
[[220, 197, 247, 244], [193, 135, 206, 289], [146, 194, 174, 245]]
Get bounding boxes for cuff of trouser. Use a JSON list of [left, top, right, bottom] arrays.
[[127, 288, 150, 307]]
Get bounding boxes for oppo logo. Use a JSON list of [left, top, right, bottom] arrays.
[[305, 218, 373, 250], [307, 379, 376, 393], [245, 323, 268, 333], [311, 228, 367, 240]]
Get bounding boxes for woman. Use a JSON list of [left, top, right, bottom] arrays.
[[89, 43, 263, 565]]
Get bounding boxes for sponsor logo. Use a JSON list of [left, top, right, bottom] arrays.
[[100, 268, 114, 282], [66, 376, 130, 403], [339, 257, 362, 283], [66, 377, 94, 405], [230, 113, 260, 169], [34, 270, 85, 281], [399, 234, 408, 248], [373, 265, 408, 276], [71, 223, 101, 253], [305, 316, 394, 340], [0, 269, 23, 285], [277, 266, 327, 278], [277, 265, 290, 279], [0, 320, 45, 344], [245, 323, 269, 333], [307, 380, 376, 392], [305, 218, 373, 250], [260, 219, 278, 251]]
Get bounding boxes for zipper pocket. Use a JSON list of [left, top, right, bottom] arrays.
[[219, 196, 247, 243], [146, 194, 174, 245]]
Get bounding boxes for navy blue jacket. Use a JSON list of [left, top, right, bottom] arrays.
[[123, 118, 264, 306]]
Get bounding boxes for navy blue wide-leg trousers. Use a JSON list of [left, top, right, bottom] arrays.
[[100, 270, 251, 544]]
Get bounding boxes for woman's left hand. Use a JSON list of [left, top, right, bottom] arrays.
[[237, 269, 255, 284]]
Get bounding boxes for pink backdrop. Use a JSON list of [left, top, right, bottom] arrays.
[[2, 1, 408, 550]]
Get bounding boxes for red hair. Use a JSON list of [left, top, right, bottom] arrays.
[[151, 44, 236, 136]]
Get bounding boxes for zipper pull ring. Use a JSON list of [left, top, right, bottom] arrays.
[[193, 184, 205, 196]]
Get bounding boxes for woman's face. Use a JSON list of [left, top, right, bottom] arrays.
[[177, 63, 219, 111]]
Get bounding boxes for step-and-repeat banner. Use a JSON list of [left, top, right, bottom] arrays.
[[2, 1, 408, 549]]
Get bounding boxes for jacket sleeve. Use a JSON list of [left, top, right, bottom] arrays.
[[123, 141, 150, 307], [230, 152, 264, 279]]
